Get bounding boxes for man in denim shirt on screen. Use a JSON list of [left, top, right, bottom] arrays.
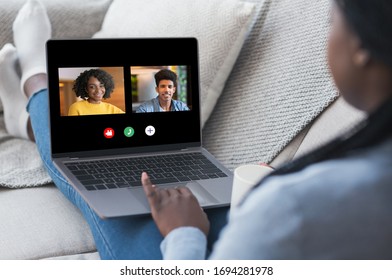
[[136, 69, 190, 113]]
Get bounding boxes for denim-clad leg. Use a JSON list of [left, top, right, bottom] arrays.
[[26, 88, 229, 259]]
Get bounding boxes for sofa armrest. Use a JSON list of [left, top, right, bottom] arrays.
[[270, 96, 366, 168]]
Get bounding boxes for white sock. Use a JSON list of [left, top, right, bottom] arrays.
[[0, 43, 29, 139], [12, 0, 51, 93]]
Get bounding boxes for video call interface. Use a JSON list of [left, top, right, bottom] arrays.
[[47, 38, 201, 154], [58, 65, 191, 116]]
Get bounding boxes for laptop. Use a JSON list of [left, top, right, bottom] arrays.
[[46, 37, 233, 219]]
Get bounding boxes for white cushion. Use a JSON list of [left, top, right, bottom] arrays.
[[93, 0, 257, 127], [0, 185, 96, 259]]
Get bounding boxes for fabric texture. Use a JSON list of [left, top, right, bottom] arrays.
[[203, 0, 338, 170], [293, 97, 366, 158], [0, 0, 113, 113], [92, 0, 257, 127], [0, 115, 51, 188], [0, 186, 96, 259], [160, 227, 207, 260]]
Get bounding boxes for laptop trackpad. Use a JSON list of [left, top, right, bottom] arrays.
[[186, 182, 219, 206], [131, 182, 219, 208]]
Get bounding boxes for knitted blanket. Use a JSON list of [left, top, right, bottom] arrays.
[[203, 0, 338, 170]]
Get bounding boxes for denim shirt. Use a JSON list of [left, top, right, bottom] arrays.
[[161, 138, 392, 259], [136, 96, 190, 112]]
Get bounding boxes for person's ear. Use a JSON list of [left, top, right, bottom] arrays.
[[353, 48, 370, 67]]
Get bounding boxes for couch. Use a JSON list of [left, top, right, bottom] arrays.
[[0, 0, 365, 260]]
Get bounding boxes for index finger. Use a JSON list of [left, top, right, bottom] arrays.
[[141, 172, 156, 199]]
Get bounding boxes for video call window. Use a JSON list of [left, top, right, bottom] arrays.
[[58, 66, 126, 116], [131, 65, 191, 113]]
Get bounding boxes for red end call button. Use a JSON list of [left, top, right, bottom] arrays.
[[104, 128, 115, 139]]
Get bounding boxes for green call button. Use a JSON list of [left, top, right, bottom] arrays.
[[124, 127, 135, 137]]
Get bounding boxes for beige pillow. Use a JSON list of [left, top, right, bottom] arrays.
[[93, 0, 256, 127]]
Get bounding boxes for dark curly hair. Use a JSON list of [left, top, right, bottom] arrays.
[[72, 69, 115, 99], [154, 69, 177, 88]]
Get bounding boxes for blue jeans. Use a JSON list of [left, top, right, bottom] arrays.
[[27, 89, 228, 259]]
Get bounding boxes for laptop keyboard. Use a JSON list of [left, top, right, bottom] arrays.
[[64, 153, 228, 191]]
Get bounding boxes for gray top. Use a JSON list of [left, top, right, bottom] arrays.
[[161, 138, 392, 259]]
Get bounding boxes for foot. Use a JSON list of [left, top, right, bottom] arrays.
[[12, 0, 51, 94], [0, 44, 29, 139]]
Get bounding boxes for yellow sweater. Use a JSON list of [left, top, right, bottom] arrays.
[[68, 100, 125, 116]]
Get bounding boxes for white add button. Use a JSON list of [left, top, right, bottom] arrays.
[[145, 125, 155, 136]]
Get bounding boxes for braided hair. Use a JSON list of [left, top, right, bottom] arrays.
[[257, 0, 392, 182]]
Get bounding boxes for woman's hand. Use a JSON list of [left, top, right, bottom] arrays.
[[141, 172, 210, 237]]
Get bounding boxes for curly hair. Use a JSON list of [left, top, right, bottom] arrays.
[[154, 69, 178, 88], [72, 69, 115, 99]]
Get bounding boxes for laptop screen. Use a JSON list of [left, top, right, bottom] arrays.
[[46, 38, 201, 157]]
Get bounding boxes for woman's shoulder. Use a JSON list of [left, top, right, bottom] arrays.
[[102, 101, 124, 113]]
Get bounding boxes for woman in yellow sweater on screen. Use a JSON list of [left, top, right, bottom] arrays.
[[68, 69, 125, 116]]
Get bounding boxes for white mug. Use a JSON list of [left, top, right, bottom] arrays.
[[230, 164, 273, 210]]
